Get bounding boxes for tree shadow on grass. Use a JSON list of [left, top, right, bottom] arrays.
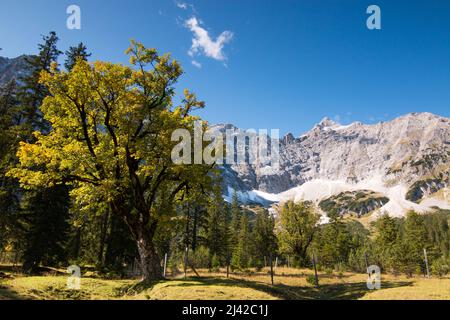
[[0, 284, 31, 300], [160, 277, 414, 300], [115, 279, 166, 297], [0, 265, 22, 274], [312, 281, 414, 300]]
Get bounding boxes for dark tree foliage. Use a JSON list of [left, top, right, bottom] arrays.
[[0, 80, 23, 250], [17, 32, 71, 274], [19, 31, 62, 133], [64, 42, 91, 71], [104, 214, 138, 275], [251, 208, 277, 269], [21, 185, 71, 272]]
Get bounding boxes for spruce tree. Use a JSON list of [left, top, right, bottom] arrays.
[[374, 214, 403, 272], [206, 186, 226, 267], [230, 191, 241, 248], [0, 80, 22, 250], [64, 42, 91, 71], [17, 32, 70, 274], [252, 208, 277, 268], [19, 31, 62, 133], [231, 212, 251, 270], [401, 211, 429, 276], [21, 185, 70, 272]]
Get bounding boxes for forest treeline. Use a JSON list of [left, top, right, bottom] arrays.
[[0, 33, 449, 280]]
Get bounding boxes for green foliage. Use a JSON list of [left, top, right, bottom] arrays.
[[7, 32, 73, 274], [21, 185, 71, 273], [373, 214, 404, 272], [399, 211, 429, 276], [306, 274, 317, 287], [9, 39, 215, 280], [189, 246, 210, 269], [277, 201, 320, 266], [19, 31, 62, 133], [313, 220, 370, 271], [231, 212, 251, 270], [431, 256, 450, 277], [211, 254, 221, 272], [206, 185, 228, 267], [230, 191, 241, 248], [0, 80, 22, 250], [103, 214, 138, 273], [423, 210, 450, 259], [251, 207, 277, 268], [64, 42, 91, 71]]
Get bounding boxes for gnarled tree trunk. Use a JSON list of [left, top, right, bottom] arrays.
[[136, 230, 163, 281], [111, 200, 163, 282]]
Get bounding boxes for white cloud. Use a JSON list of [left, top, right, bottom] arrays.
[[191, 60, 202, 68], [176, 2, 188, 10], [185, 17, 233, 62]]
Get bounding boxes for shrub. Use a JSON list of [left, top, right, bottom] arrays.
[[431, 256, 450, 277], [211, 254, 221, 272], [324, 267, 333, 275], [306, 274, 318, 286]]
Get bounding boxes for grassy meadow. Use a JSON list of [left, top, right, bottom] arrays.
[[1, 265, 448, 300]]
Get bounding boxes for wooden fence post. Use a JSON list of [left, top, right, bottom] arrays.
[[226, 252, 230, 278], [163, 253, 168, 278], [269, 253, 274, 285], [312, 252, 319, 288], [184, 247, 188, 278], [365, 252, 370, 276], [423, 248, 430, 278]]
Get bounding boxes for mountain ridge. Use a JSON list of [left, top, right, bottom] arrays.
[[220, 112, 449, 218], [0, 55, 31, 86]]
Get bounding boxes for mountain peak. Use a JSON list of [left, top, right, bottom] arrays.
[[315, 117, 339, 130]]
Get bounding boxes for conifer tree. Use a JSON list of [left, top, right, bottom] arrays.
[[0, 80, 22, 249], [64, 42, 91, 71], [231, 212, 251, 270], [401, 211, 429, 275], [16, 32, 70, 274], [19, 31, 62, 133], [252, 208, 277, 268], [374, 214, 403, 272], [230, 191, 241, 248], [206, 186, 227, 267]]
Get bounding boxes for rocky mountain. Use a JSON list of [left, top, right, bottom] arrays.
[[0, 55, 30, 86], [219, 112, 450, 218]]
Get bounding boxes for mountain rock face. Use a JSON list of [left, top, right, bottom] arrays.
[[220, 113, 450, 216], [0, 55, 30, 86]]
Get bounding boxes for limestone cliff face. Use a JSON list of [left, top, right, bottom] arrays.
[[218, 112, 449, 202]]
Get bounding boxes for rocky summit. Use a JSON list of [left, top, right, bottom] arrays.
[[219, 112, 449, 218]]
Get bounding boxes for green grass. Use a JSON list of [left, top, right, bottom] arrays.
[[0, 265, 448, 300]]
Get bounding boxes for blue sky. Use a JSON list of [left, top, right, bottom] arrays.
[[1, 0, 449, 136]]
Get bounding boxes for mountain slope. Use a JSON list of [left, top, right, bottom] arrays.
[[0, 55, 30, 86], [222, 112, 450, 217]]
